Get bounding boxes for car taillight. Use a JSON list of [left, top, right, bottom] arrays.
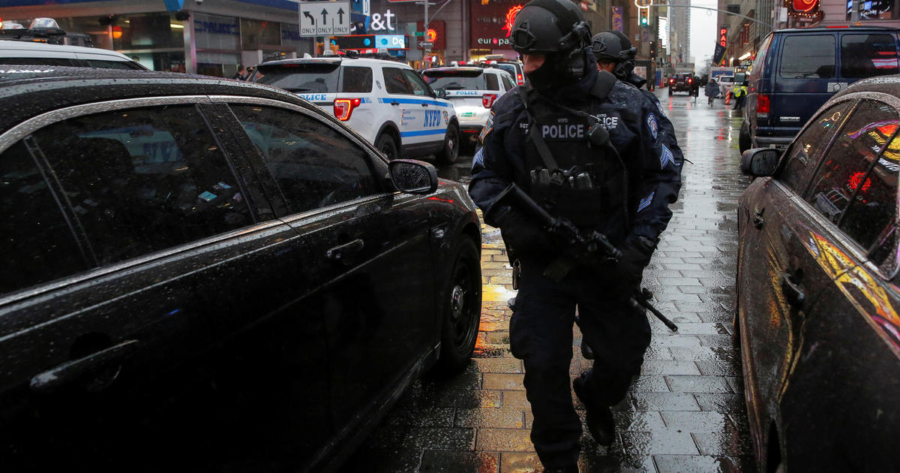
[[334, 98, 361, 121], [483, 93, 498, 108], [757, 94, 771, 114], [688, 78, 692, 83], [669, 78, 674, 83], [517, 73, 524, 85]]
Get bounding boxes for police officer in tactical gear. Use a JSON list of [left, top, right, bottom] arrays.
[[592, 30, 684, 196], [469, 1, 682, 470]]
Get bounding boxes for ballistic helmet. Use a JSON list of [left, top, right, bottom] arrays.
[[510, 0, 591, 55], [591, 31, 637, 64]]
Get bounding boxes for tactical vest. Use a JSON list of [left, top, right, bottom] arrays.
[[520, 72, 630, 243]]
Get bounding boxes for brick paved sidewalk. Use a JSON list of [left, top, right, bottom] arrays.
[[340, 100, 754, 473]]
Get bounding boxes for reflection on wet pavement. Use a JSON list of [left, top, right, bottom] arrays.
[[340, 93, 755, 472]]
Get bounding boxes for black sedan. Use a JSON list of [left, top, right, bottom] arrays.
[[736, 75, 900, 471], [0, 67, 482, 472]]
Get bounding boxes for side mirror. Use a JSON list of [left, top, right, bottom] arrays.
[[435, 89, 447, 99], [389, 159, 438, 194], [741, 148, 780, 177]]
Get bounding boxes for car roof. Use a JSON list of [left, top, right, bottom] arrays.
[[423, 67, 486, 74], [0, 66, 320, 135], [833, 74, 900, 101], [257, 57, 410, 69], [773, 25, 900, 34], [0, 40, 133, 60]]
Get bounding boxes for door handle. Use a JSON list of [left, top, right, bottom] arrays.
[[391, 101, 400, 107], [30, 339, 138, 394], [753, 206, 765, 229], [781, 273, 805, 307], [326, 239, 365, 263], [421, 103, 429, 107]]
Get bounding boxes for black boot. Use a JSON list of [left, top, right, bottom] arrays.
[[573, 374, 615, 446]]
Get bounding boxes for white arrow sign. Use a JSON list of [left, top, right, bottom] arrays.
[[297, 1, 350, 37]]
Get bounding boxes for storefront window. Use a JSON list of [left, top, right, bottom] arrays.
[[112, 13, 184, 50], [241, 19, 281, 49], [848, 0, 897, 19]]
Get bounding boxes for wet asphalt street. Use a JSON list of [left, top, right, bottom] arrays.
[[339, 90, 755, 473]]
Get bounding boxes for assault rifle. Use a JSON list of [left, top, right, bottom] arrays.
[[490, 183, 678, 332]]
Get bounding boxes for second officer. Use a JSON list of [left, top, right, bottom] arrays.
[[468, 0, 682, 471]]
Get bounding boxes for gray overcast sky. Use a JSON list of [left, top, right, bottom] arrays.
[[690, 0, 719, 67]]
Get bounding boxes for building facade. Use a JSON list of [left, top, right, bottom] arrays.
[[1, 0, 622, 74]]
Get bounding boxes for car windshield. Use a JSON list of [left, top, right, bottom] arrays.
[[254, 63, 340, 93], [423, 70, 485, 90], [495, 64, 516, 77]]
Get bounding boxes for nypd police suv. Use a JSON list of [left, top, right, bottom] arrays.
[[253, 56, 460, 163], [422, 66, 516, 146]]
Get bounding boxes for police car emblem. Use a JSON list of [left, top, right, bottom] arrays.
[[442, 110, 449, 124], [647, 113, 659, 140]]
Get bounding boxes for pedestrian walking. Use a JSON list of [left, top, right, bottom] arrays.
[[690, 75, 700, 104], [705, 78, 719, 107], [468, 1, 683, 470]]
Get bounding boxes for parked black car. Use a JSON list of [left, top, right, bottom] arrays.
[[737, 75, 900, 472], [0, 66, 482, 472]]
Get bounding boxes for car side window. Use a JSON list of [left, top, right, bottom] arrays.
[[501, 74, 515, 90], [230, 105, 378, 214], [779, 35, 836, 79], [32, 105, 252, 266], [383, 67, 413, 95], [341, 66, 373, 93], [805, 100, 900, 239], [402, 69, 430, 96], [778, 100, 853, 193], [840, 34, 899, 79], [839, 124, 900, 252], [485, 73, 500, 91], [0, 141, 87, 295]]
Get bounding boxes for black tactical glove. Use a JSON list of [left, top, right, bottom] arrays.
[[615, 235, 656, 286], [489, 206, 554, 254]]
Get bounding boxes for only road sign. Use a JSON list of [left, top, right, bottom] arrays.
[[298, 1, 350, 37], [418, 41, 434, 48]]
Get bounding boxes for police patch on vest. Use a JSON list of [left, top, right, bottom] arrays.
[[591, 113, 620, 131], [647, 113, 659, 140], [536, 114, 590, 141]]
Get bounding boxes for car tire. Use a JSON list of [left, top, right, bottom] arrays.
[[376, 133, 399, 160], [437, 123, 460, 165], [739, 121, 752, 153], [434, 237, 482, 375]]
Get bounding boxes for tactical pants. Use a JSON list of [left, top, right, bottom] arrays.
[[509, 259, 652, 468]]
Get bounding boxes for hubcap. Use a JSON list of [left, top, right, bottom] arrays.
[[451, 284, 466, 321]]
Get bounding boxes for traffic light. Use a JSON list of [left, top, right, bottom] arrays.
[[639, 9, 649, 26]]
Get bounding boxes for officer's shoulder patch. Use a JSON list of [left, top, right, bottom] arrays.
[[646, 113, 659, 140]]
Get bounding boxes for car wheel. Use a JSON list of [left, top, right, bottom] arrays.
[[376, 133, 399, 160], [434, 237, 481, 375], [739, 121, 752, 153], [437, 123, 460, 165]]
